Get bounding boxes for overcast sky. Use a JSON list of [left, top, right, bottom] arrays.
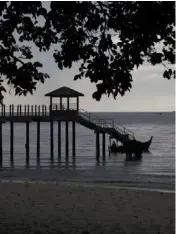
[[2, 2, 175, 112], [3, 48, 175, 112]]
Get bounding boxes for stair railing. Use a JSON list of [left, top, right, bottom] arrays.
[[79, 108, 112, 128], [79, 108, 134, 139], [113, 122, 134, 139]]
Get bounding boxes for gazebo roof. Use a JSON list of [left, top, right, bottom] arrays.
[[45, 86, 84, 97]]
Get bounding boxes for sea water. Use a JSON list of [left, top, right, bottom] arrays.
[[0, 112, 175, 190]]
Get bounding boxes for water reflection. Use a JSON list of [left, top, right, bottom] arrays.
[[0, 151, 155, 170], [109, 151, 152, 161]]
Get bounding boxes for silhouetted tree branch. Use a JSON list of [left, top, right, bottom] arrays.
[[0, 1, 175, 100]]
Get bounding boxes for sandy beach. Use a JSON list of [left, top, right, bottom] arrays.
[[0, 181, 174, 234]]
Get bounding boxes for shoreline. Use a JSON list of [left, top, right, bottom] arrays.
[[0, 179, 175, 193], [0, 181, 174, 233]]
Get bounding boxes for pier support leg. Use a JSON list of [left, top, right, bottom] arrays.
[[10, 121, 14, 164], [96, 133, 100, 162], [37, 121, 40, 161], [50, 120, 54, 160], [26, 122, 29, 164], [72, 121, 76, 159], [58, 121, 61, 161], [65, 121, 69, 160], [102, 133, 106, 161], [0, 122, 2, 166]]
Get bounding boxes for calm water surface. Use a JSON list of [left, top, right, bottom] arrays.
[[0, 112, 175, 190]]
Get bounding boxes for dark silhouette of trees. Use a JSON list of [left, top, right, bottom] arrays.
[[0, 1, 175, 101]]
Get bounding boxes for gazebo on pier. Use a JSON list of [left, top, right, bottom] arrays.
[[45, 86, 84, 113], [45, 86, 84, 159]]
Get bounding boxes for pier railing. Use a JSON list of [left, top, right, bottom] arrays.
[[0, 105, 49, 116], [0, 103, 77, 116]]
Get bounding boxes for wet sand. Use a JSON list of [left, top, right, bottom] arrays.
[[0, 181, 174, 234]]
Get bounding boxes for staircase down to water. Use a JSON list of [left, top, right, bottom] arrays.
[[77, 109, 135, 144]]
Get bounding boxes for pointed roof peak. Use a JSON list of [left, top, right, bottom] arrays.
[[45, 86, 84, 97]]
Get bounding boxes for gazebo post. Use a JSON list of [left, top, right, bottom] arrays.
[[76, 97, 79, 111], [60, 97, 62, 110], [50, 96, 52, 113], [67, 97, 69, 110]]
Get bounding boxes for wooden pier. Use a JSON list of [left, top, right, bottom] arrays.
[[0, 86, 135, 166]]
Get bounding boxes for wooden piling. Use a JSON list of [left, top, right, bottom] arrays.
[[50, 120, 54, 160], [0, 122, 2, 166], [26, 122, 29, 164], [37, 121, 40, 160], [96, 133, 100, 161], [65, 121, 69, 160], [10, 121, 14, 163], [72, 121, 76, 158], [102, 132, 106, 161], [58, 121, 61, 160]]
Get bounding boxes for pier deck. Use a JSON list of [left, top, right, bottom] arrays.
[[0, 104, 134, 141], [0, 86, 135, 165]]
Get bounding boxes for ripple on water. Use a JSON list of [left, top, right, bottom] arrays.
[[0, 113, 175, 190]]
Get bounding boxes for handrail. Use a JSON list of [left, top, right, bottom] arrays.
[[114, 122, 134, 139], [0, 104, 77, 117], [0, 104, 47, 116], [79, 109, 113, 129], [78, 108, 134, 139]]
